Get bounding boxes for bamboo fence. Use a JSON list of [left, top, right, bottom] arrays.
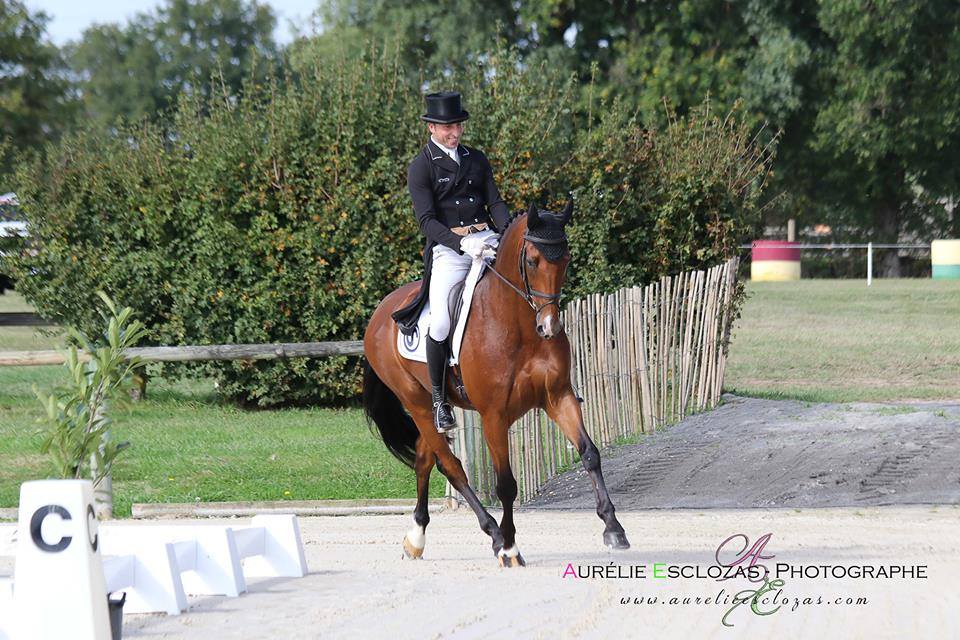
[[445, 256, 740, 506]]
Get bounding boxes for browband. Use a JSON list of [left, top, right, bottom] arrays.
[[524, 233, 567, 245]]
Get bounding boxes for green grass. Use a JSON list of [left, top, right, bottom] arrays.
[[0, 290, 34, 312], [872, 406, 919, 415], [2, 289, 443, 516], [724, 279, 960, 403], [0, 290, 68, 351], [0, 356, 445, 517]]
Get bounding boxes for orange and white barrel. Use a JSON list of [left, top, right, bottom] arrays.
[[751, 240, 801, 281]]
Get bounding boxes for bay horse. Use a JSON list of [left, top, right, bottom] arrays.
[[362, 201, 630, 567]]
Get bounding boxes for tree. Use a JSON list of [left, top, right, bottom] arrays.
[[0, 0, 76, 176], [543, 0, 960, 274], [584, 1, 816, 242], [64, 21, 164, 128], [309, 0, 525, 74], [812, 0, 960, 275], [68, 0, 278, 127]]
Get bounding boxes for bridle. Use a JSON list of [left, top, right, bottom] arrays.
[[484, 231, 568, 328]]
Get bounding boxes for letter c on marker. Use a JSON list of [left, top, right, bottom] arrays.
[[86, 504, 98, 552], [30, 504, 73, 552]]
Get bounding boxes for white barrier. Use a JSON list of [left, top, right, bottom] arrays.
[[0, 482, 308, 639], [0, 578, 13, 640], [98, 515, 308, 615]]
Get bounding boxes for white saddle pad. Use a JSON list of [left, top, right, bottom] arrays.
[[397, 251, 490, 366]]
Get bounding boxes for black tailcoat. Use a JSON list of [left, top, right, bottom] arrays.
[[392, 139, 511, 335]]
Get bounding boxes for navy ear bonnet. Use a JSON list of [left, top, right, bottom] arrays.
[[525, 203, 572, 262]]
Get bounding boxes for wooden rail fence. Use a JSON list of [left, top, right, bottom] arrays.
[[446, 257, 740, 506], [0, 312, 54, 327], [0, 341, 364, 366]]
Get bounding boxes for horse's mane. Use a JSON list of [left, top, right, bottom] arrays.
[[499, 212, 525, 242], [497, 212, 527, 261]]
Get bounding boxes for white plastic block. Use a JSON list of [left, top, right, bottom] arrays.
[[101, 525, 246, 600], [0, 524, 16, 553], [102, 555, 135, 593], [125, 542, 187, 615], [240, 515, 308, 578], [0, 578, 13, 640]]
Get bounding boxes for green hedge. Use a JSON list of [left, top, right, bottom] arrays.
[[2, 42, 772, 407]]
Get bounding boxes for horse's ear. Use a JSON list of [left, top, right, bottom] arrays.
[[561, 198, 574, 224], [527, 201, 540, 228]]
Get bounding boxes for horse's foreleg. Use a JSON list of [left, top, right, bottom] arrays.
[[403, 437, 435, 559], [411, 411, 505, 556], [481, 415, 524, 567], [546, 392, 630, 550]]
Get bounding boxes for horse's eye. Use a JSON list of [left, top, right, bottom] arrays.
[[525, 257, 537, 268]]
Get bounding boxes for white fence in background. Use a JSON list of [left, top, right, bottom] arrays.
[[740, 242, 931, 284]]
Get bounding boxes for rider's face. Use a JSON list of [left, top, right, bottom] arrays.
[[428, 122, 464, 149]]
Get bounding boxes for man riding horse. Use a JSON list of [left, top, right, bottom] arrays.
[[363, 91, 630, 565], [391, 91, 509, 432]]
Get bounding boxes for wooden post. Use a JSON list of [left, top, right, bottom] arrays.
[[130, 371, 148, 402]]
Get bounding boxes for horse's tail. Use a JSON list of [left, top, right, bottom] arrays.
[[362, 360, 418, 469]]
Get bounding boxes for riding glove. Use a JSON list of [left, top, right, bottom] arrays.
[[460, 233, 498, 259]]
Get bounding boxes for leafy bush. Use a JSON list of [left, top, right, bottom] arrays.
[[3, 41, 773, 406], [561, 97, 773, 298]]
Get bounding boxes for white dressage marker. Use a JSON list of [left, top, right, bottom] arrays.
[[0, 481, 308, 639], [10, 480, 112, 640]]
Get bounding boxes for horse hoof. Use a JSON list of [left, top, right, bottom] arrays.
[[497, 546, 526, 568], [402, 535, 424, 559], [604, 530, 631, 550]]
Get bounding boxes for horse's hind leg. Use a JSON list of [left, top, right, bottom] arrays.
[[402, 437, 435, 559], [410, 409, 505, 556], [482, 413, 524, 567], [546, 392, 630, 550]]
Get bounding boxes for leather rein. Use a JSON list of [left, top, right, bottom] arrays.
[[483, 232, 568, 326]]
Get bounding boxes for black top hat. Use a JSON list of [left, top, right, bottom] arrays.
[[421, 91, 469, 124]]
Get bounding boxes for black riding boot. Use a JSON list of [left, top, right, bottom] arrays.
[[425, 335, 457, 432]]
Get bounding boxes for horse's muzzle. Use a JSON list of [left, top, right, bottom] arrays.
[[537, 314, 563, 339]]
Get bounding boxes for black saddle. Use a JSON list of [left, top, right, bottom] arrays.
[[446, 281, 466, 339]]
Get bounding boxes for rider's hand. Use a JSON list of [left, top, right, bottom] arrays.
[[480, 234, 499, 260], [460, 234, 490, 259]]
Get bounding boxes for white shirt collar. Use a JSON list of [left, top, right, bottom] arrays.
[[431, 137, 460, 164]]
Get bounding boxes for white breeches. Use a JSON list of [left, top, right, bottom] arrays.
[[428, 244, 473, 341]]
